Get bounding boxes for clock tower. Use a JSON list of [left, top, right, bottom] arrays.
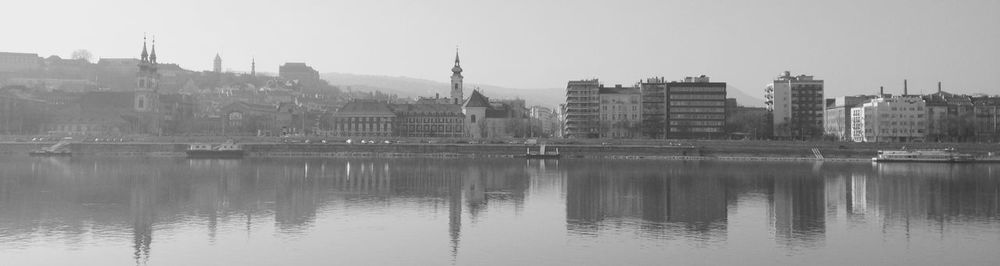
[[450, 49, 464, 105]]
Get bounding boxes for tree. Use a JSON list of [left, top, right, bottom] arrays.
[[71, 49, 93, 63]]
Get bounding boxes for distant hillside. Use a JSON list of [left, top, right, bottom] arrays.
[[321, 73, 564, 108], [727, 85, 765, 107], [321, 73, 764, 108]]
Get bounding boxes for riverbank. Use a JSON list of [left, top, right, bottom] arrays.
[[3, 139, 999, 162]]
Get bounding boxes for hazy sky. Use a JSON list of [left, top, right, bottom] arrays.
[[4, 0, 999, 98]]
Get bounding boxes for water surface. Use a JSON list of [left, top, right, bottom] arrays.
[[1, 157, 998, 265]]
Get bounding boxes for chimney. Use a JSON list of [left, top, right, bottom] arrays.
[[436, 93, 439, 99], [903, 79, 908, 96], [880, 86, 884, 96], [938, 82, 942, 93]]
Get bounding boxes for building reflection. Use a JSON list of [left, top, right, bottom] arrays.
[[1, 156, 999, 261], [768, 175, 825, 246], [564, 160, 729, 239]]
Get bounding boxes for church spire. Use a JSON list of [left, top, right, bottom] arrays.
[[251, 57, 256, 77], [451, 47, 462, 74], [149, 37, 157, 64], [140, 35, 149, 62]]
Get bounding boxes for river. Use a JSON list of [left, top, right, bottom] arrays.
[[1, 157, 998, 265]]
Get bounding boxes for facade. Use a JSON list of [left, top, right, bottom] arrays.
[[923, 90, 974, 141], [529, 105, 558, 137], [563, 79, 600, 138], [823, 96, 876, 141], [766, 71, 825, 139], [393, 103, 465, 138], [666, 76, 727, 138], [464, 90, 490, 138], [850, 96, 926, 142], [638, 76, 727, 139], [639, 77, 668, 138], [971, 96, 1000, 142], [0, 52, 41, 73], [331, 100, 396, 137], [598, 84, 641, 138], [221, 101, 296, 136]]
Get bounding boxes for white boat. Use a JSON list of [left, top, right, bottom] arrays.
[[526, 144, 560, 159], [186, 140, 245, 158], [29, 139, 73, 156], [872, 148, 973, 163]]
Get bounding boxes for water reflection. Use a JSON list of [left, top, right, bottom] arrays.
[[0, 157, 998, 265]]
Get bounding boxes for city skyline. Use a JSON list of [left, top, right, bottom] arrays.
[[3, 0, 998, 98]]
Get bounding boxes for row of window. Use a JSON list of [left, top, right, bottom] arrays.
[[602, 114, 639, 120], [669, 121, 725, 126], [879, 114, 924, 119], [669, 107, 725, 113], [336, 124, 392, 132], [669, 101, 725, 106], [405, 125, 463, 132], [602, 105, 639, 111], [670, 114, 725, 119], [669, 127, 721, 132], [670, 87, 725, 92], [669, 94, 726, 100]]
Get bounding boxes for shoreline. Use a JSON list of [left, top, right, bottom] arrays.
[[0, 141, 917, 162]]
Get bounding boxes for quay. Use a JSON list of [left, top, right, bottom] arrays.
[[1, 138, 998, 162]]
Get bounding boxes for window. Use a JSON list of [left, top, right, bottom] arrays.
[[471, 115, 476, 123]]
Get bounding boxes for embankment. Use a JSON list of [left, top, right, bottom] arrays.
[[2, 141, 998, 161]]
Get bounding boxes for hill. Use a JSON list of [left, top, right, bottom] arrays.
[[321, 73, 764, 108]]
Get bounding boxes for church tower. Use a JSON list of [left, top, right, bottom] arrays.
[[213, 53, 222, 73], [134, 36, 161, 134], [135, 36, 159, 113], [250, 57, 256, 77], [450, 49, 464, 105]]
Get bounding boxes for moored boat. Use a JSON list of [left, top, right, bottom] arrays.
[[186, 141, 245, 158], [526, 144, 560, 159], [29, 139, 73, 157], [872, 148, 973, 163]]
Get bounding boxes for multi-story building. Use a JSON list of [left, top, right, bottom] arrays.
[[563, 79, 600, 138], [850, 96, 926, 142], [529, 105, 558, 137], [330, 100, 396, 137], [824, 95, 876, 141], [971, 96, 1000, 142], [666, 76, 727, 138], [766, 71, 824, 139], [598, 84, 641, 138], [640, 77, 668, 138], [393, 103, 466, 138], [639, 76, 726, 139], [923, 88, 975, 141], [0, 52, 41, 73]]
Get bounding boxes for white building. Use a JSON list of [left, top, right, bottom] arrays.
[[850, 96, 927, 142], [765, 71, 825, 139]]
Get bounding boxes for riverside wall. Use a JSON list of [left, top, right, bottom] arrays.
[[2, 141, 998, 161]]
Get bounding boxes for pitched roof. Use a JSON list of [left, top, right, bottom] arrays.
[[390, 103, 463, 115], [335, 101, 395, 116], [463, 90, 490, 108]]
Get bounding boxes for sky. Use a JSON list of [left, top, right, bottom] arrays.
[[3, 0, 999, 99]]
